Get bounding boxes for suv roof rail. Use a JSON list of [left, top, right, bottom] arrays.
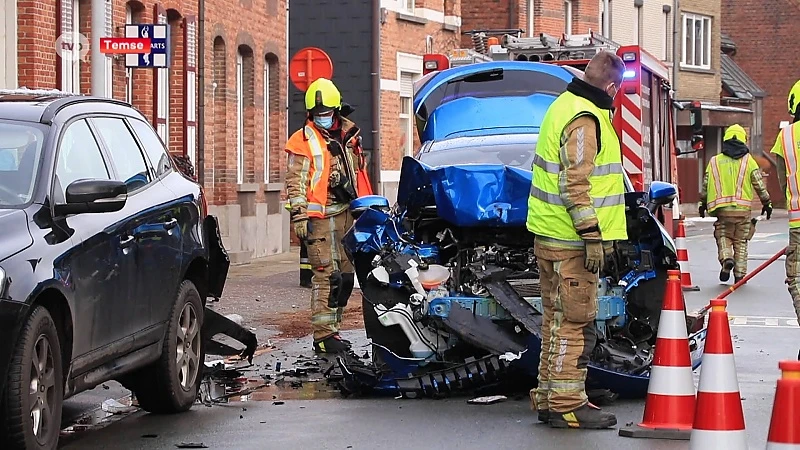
[[39, 95, 134, 124], [0, 87, 79, 98]]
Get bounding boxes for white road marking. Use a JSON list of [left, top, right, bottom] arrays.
[[728, 316, 799, 328]]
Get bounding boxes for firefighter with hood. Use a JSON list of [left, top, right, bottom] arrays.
[[699, 124, 772, 284], [285, 78, 361, 354], [526, 50, 626, 430], [771, 79, 800, 359]]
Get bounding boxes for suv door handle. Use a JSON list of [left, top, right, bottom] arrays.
[[120, 234, 135, 248], [163, 218, 178, 230]]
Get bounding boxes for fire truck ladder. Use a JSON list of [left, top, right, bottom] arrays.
[[500, 30, 621, 62]]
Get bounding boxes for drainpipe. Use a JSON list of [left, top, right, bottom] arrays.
[[672, 0, 679, 92], [91, 0, 108, 96], [197, 0, 206, 184], [371, 3, 382, 191], [603, 0, 610, 37]]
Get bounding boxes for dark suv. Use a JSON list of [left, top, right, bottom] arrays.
[[0, 90, 229, 449]]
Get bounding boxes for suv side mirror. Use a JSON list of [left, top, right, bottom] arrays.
[[55, 179, 127, 216]]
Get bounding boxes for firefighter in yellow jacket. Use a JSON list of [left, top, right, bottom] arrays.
[[771, 79, 800, 359], [285, 78, 361, 354], [699, 124, 772, 284], [526, 51, 626, 430]]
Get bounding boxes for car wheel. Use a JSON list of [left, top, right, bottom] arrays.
[[133, 280, 204, 414], [1, 306, 64, 450]]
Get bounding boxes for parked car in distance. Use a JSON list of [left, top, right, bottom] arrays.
[[0, 89, 229, 450]]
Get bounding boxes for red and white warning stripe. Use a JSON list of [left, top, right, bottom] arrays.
[[619, 92, 643, 178]]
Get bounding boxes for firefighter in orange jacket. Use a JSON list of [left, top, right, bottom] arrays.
[[285, 78, 361, 354]]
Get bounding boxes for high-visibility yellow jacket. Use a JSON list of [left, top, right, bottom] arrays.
[[704, 153, 761, 214], [527, 89, 627, 246], [772, 122, 800, 228]]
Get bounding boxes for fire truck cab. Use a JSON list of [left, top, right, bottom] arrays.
[[420, 30, 694, 235]]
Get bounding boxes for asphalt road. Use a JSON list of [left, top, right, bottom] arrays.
[[59, 218, 799, 450]]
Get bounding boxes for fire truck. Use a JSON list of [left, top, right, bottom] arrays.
[[421, 30, 700, 233]]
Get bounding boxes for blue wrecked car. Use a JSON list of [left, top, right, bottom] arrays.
[[336, 61, 707, 400]]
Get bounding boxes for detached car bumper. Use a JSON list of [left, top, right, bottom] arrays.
[[204, 215, 229, 300], [0, 300, 29, 398]]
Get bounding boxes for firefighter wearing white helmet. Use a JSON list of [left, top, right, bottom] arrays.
[[770, 79, 800, 359], [284, 77, 363, 354]]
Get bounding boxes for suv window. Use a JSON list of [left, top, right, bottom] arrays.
[[129, 118, 173, 178], [91, 117, 152, 192], [55, 119, 110, 204]]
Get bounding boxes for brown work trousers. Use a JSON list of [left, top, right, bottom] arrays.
[[306, 211, 355, 341], [713, 211, 756, 279], [531, 242, 598, 413], [785, 229, 800, 322]]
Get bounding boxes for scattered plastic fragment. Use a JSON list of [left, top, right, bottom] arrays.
[[175, 443, 208, 449], [467, 395, 507, 405]]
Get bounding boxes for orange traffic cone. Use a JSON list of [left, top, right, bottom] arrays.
[[619, 270, 695, 440], [766, 360, 800, 449], [676, 220, 700, 291], [689, 299, 747, 449]]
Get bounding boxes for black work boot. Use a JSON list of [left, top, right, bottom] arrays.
[[334, 333, 352, 346], [720, 258, 735, 282], [549, 403, 617, 429], [537, 410, 551, 423], [313, 334, 350, 354], [734, 275, 746, 284]]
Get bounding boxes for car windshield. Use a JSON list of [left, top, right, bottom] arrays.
[[0, 121, 47, 207], [418, 134, 538, 169], [417, 133, 634, 192]]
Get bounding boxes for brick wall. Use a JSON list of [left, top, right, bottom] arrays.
[[675, 0, 720, 102], [379, 4, 461, 171], [460, 0, 599, 49], [203, 0, 287, 205], [609, 0, 672, 62], [722, 0, 800, 162], [16, 0, 195, 149]]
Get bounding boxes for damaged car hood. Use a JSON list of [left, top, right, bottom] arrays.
[[396, 156, 533, 227]]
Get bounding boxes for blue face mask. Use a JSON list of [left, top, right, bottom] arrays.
[[314, 115, 334, 130]]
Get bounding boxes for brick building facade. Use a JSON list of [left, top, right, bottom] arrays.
[[721, 0, 800, 207], [460, 0, 598, 46], [203, 0, 290, 263], [378, 0, 462, 200], [12, 0, 289, 263]]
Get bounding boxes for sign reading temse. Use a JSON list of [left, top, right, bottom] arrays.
[[99, 38, 152, 54]]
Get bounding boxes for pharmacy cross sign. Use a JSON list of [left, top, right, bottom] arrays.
[[98, 24, 170, 68]]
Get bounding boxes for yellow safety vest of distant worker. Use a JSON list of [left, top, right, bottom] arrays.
[[527, 91, 627, 244], [704, 125, 764, 214]]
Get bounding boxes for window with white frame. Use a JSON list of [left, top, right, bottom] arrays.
[[399, 71, 416, 157], [236, 52, 244, 184], [682, 13, 711, 70], [663, 8, 670, 61], [527, 0, 534, 37], [564, 0, 573, 36], [63, 0, 80, 93], [263, 60, 270, 183], [402, 0, 414, 13], [125, 5, 133, 104]]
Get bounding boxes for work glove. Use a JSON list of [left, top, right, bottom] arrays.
[[583, 240, 604, 274], [293, 219, 309, 241], [762, 202, 773, 220], [698, 202, 706, 218]]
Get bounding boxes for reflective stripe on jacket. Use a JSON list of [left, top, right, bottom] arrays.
[[526, 90, 627, 244], [285, 124, 333, 219], [706, 153, 759, 213], [771, 122, 800, 228]]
